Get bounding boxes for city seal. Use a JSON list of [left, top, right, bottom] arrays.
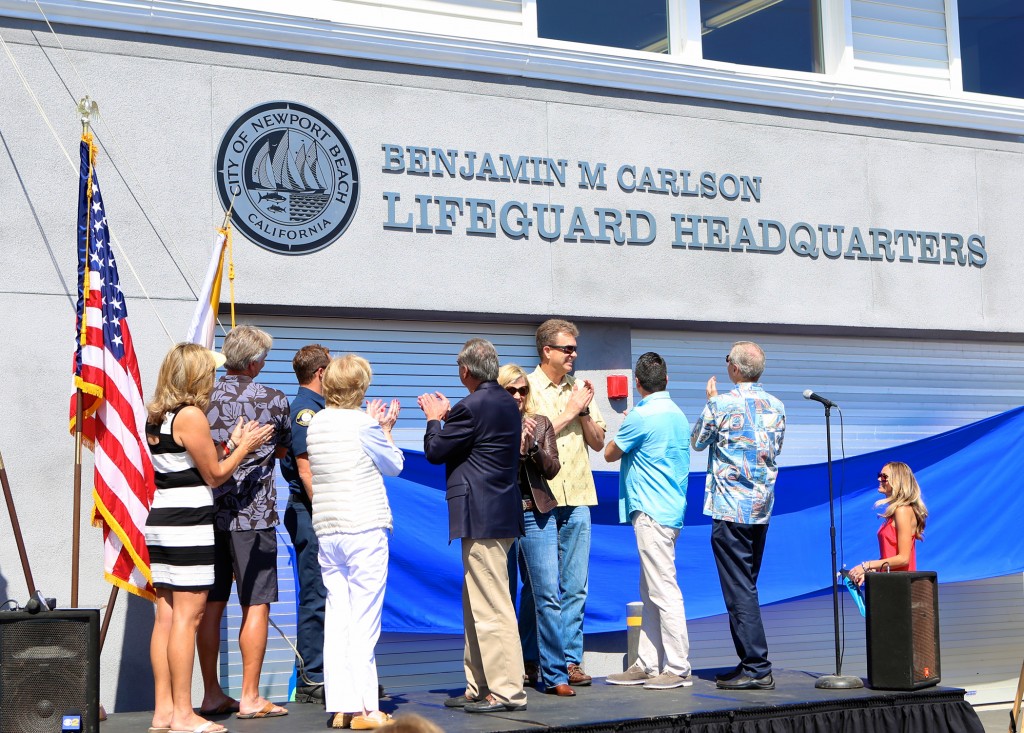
[[216, 102, 359, 255]]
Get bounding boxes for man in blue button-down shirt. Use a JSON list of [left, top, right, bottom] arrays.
[[691, 341, 785, 692], [604, 352, 693, 690]]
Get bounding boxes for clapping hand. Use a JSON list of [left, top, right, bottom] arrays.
[[521, 416, 537, 455], [229, 416, 275, 454], [417, 392, 450, 422], [367, 398, 402, 432], [568, 379, 594, 416]]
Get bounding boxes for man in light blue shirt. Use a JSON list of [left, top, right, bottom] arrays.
[[603, 352, 692, 690]]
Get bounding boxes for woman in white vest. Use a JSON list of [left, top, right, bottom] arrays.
[[306, 355, 404, 729]]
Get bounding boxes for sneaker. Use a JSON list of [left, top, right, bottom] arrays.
[[567, 663, 592, 686], [644, 673, 693, 690], [295, 684, 325, 704], [606, 664, 653, 686]]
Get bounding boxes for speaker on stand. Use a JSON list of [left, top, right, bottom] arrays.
[[865, 570, 941, 690], [0, 609, 100, 733]]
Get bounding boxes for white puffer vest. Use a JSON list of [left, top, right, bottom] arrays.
[[306, 407, 392, 537]]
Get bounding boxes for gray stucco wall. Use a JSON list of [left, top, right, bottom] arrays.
[[1, 17, 1022, 709]]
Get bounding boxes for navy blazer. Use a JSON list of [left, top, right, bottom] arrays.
[[423, 381, 524, 542]]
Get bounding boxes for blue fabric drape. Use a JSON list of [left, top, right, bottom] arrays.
[[380, 407, 1024, 634]]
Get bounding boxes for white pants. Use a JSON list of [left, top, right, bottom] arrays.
[[633, 512, 691, 677], [319, 529, 388, 714]]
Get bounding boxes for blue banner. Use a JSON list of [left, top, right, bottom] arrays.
[[380, 406, 1024, 634]]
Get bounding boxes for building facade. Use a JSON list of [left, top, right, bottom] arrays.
[[1, 0, 1022, 710]]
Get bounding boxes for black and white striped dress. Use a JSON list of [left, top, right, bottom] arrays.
[[144, 407, 216, 590]]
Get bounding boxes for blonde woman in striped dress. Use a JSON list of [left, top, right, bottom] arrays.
[[145, 343, 274, 733]]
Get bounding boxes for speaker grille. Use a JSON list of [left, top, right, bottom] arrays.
[[910, 576, 939, 683], [0, 617, 96, 733]]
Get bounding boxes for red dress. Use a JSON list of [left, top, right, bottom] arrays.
[[877, 517, 916, 571]]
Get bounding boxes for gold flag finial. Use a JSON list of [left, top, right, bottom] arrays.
[[78, 96, 99, 135]]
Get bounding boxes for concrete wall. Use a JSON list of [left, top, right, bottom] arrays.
[[1, 16, 1022, 709]]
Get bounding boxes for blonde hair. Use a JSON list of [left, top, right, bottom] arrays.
[[222, 325, 272, 371], [322, 355, 372, 409], [147, 343, 218, 425], [876, 461, 928, 538], [497, 363, 536, 415], [728, 341, 766, 381]]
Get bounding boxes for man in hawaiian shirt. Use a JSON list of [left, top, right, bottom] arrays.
[[691, 341, 785, 692], [198, 325, 292, 718]]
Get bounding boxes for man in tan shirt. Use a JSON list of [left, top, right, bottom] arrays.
[[526, 319, 606, 686]]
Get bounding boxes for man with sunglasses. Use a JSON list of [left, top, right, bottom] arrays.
[[526, 319, 607, 687], [691, 341, 785, 691]]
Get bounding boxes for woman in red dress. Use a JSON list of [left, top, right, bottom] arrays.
[[849, 461, 928, 584]]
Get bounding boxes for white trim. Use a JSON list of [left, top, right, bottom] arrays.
[[944, 0, 963, 94], [2, 0, 1023, 134]]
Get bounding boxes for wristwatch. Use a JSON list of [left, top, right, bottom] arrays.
[[579, 407, 590, 417]]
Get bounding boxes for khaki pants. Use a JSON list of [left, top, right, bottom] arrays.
[[461, 538, 527, 706], [634, 512, 691, 677]]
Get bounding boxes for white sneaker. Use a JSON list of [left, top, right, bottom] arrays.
[[606, 664, 653, 686], [644, 673, 693, 690]]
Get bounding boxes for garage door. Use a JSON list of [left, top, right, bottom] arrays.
[[213, 316, 538, 700]]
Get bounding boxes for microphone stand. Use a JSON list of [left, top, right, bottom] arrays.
[[813, 403, 863, 689]]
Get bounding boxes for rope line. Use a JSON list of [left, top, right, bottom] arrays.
[[1, 29, 175, 344]]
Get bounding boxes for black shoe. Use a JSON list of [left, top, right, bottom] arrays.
[[714, 667, 742, 683], [444, 694, 476, 708], [464, 698, 527, 713], [295, 684, 325, 703], [717, 673, 774, 691]]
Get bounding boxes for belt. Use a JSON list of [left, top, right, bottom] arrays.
[[522, 499, 534, 512]]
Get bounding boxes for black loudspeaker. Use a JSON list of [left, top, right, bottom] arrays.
[[865, 571, 941, 690], [0, 609, 100, 733]]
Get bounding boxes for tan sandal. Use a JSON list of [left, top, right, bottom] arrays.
[[350, 712, 393, 730], [330, 712, 354, 729]]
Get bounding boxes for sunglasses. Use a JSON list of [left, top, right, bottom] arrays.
[[877, 473, 889, 482], [725, 355, 731, 364], [547, 344, 578, 355], [506, 386, 529, 397]]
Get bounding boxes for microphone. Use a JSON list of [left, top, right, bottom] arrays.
[[803, 389, 838, 408]]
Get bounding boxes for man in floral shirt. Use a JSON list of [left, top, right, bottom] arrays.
[[198, 325, 292, 718], [690, 341, 785, 693]]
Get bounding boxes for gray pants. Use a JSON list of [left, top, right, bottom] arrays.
[[633, 512, 691, 677]]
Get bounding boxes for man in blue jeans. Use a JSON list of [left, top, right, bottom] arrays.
[[527, 319, 606, 686], [281, 344, 331, 703]]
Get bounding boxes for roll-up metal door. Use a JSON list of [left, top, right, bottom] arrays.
[[629, 330, 1024, 469], [213, 316, 538, 700]]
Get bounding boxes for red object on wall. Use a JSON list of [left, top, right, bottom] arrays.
[[607, 374, 629, 399]]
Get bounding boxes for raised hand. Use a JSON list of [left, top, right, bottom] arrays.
[[380, 399, 401, 432], [418, 392, 450, 422], [366, 398, 386, 423], [235, 419, 275, 454], [521, 415, 537, 454]]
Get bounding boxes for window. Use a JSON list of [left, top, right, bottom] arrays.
[[959, 0, 1024, 99], [537, 0, 669, 54], [700, 0, 822, 73]]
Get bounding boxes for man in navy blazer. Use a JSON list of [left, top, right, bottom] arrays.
[[419, 338, 527, 713]]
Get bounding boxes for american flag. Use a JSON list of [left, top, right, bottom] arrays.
[[70, 134, 156, 600]]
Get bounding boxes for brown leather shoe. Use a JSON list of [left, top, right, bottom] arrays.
[[524, 661, 539, 686], [544, 684, 576, 697], [568, 663, 592, 686]]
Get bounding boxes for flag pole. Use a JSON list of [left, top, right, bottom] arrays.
[[223, 193, 237, 330], [0, 448, 37, 597], [71, 100, 95, 609]]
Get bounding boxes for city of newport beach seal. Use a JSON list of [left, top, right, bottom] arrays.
[[216, 102, 359, 255]]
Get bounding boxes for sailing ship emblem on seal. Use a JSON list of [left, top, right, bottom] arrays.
[[216, 102, 359, 255]]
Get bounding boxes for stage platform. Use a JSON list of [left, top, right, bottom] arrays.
[[102, 669, 984, 733]]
